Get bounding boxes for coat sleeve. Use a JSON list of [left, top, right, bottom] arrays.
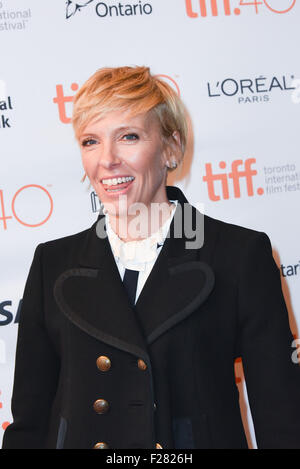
[[2, 244, 60, 449], [238, 232, 300, 449]]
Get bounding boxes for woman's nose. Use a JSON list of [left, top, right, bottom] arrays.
[[98, 141, 121, 168]]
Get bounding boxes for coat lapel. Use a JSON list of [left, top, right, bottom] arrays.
[[135, 189, 215, 344], [54, 214, 149, 362], [54, 187, 216, 358]]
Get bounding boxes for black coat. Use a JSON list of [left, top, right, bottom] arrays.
[[3, 186, 300, 449]]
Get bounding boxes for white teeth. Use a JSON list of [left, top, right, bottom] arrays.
[[102, 176, 134, 186], [107, 188, 123, 193]]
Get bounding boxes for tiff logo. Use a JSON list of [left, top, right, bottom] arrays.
[[185, 0, 297, 17], [185, 0, 240, 17], [203, 158, 264, 201], [53, 83, 78, 123]]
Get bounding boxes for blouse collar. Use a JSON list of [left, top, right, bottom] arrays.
[[105, 200, 178, 271]]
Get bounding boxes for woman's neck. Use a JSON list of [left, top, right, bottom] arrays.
[[107, 201, 175, 243]]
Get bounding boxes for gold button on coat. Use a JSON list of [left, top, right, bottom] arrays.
[[93, 442, 109, 449], [137, 358, 147, 370], [156, 443, 163, 449], [96, 355, 111, 372], [93, 399, 109, 414]]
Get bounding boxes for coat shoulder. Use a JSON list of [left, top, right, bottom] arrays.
[[199, 214, 273, 290], [202, 213, 272, 267], [36, 220, 98, 269], [204, 213, 268, 245], [42, 224, 93, 248]]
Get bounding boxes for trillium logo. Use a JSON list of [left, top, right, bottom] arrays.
[[65, 0, 94, 19]]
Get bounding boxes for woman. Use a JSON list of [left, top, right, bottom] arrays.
[[3, 66, 300, 449]]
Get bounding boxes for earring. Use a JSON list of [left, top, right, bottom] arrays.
[[166, 160, 177, 169], [81, 173, 87, 182]]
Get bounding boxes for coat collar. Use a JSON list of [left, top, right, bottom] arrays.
[[54, 187, 216, 361], [77, 186, 204, 268]]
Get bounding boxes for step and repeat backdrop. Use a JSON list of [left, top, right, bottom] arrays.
[[1, 0, 299, 448]]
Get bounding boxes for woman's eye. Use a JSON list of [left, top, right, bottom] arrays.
[[122, 133, 139, 141], [81, 138, 98, 147]]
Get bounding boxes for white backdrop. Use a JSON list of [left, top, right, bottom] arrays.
[[1, 0, 300, 449]]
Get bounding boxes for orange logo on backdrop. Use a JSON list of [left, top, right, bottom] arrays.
[[53, 83, 79, 124], [185, 0, 296, 18], [203, 158, 264, 201], [0, 185, 53, 230]]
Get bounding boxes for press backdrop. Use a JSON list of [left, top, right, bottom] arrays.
[[1, 0, 300, 449]]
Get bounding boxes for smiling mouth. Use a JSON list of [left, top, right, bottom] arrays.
[[101, 176, 135, 193]]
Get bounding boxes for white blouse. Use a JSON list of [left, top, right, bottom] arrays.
[[105, 200, 178, 304]]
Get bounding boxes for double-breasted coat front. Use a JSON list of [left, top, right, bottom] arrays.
[[3, 186, 300, 449]]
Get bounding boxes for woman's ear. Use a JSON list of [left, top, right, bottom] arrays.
[[171, 130, 181, 150], [164, 131, 182, 170]]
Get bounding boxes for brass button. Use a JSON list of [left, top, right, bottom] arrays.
[[156, 443, 163, 449], [137, 358, 147, 371], [93, 442, 109, 449], [93, 399, 109, 414], [96, 355, 111, 372]]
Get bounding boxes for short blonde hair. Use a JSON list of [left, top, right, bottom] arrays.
[[72, 66, 187, 161]]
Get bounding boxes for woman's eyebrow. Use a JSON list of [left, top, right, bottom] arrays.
[[114, 125, 147, 133], [80, 125, 147, 138], [79, 132, 99, 139]]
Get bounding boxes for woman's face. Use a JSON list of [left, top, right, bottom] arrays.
[[79, 110, 171, 218]]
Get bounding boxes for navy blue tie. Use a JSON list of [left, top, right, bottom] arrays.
[[122, 243, 163, 306], [123, 269, 139, 306]]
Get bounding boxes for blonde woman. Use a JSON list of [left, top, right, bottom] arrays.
[[3, 66, 300, 449]]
